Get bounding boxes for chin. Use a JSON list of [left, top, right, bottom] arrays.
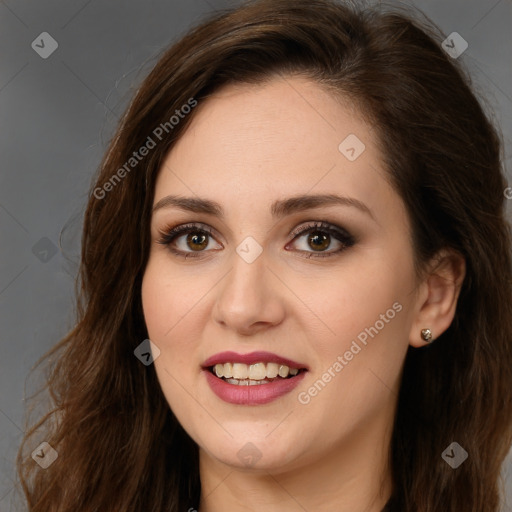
[[197, 428, 308, 471]]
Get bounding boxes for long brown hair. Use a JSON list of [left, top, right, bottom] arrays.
[[16, 1, 512, 510]]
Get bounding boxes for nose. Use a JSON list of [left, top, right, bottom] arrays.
[[212, 246, 286, 336]]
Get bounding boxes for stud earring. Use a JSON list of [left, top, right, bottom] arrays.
[[421, 328, 433, 342]]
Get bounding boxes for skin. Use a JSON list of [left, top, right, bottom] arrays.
[[141, 75, 466, 512]]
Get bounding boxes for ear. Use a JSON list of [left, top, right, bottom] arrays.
[[408, 248, 466, 347]]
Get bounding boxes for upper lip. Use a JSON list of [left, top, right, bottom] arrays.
[[202, 351, 309, 370]]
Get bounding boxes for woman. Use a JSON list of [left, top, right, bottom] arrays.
[[16, 0, 512, 510]]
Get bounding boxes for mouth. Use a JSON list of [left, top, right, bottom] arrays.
[[201, 351, 308, 405], [207, 362, 307, 386]]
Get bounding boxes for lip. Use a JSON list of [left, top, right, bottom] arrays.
[[202, 351, 309, 405], [201, 351, 308, 370], [203, 368, 307, 405]]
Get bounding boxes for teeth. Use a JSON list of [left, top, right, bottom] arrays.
[[266, 362, 279, 378], [212, 362, 302, 382], [248, 362, 266, 380], [226, 378, 272, 386], [232, 363, 248, 379], [223, 362, 233, 378], [278, 365, 289, 378]]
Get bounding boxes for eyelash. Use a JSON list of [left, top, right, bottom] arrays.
[[156, 221, 356, 260]]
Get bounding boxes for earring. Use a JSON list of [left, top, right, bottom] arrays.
[[421, 328, 433, 342]]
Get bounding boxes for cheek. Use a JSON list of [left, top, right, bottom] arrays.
[[141, 258, 188, 380], [310, 261, 405, 346], [141, 254, 208, 341], [299, 259, 410, 411], [141, 254, 218, 398], [293, 308, 407, 456], [141, 258, 203, 415]]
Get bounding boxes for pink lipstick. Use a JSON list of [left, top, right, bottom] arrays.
[[202, 351, 308, 405]]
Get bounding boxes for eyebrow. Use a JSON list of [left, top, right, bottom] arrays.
[[152, 193, 375, 221]]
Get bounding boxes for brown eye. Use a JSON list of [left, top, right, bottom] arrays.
[[307, 231, 331, 252], [287, 221, 355, 258], [156, 223, 221, 259], [185, 232, 209, 251], [157, 220, 355, 260]]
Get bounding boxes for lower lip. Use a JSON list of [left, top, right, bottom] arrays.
[[203, 369, 307, 405]]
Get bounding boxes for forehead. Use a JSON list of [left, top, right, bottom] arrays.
[[153, 76, 398, 223]]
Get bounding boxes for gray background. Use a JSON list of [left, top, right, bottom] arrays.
[[1, 0, 511, 510]]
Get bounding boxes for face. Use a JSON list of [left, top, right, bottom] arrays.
[[141, 76, 419, 473]]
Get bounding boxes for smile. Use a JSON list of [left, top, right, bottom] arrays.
[[202, 351, 308, 405], [210, 362, 301, 385]]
